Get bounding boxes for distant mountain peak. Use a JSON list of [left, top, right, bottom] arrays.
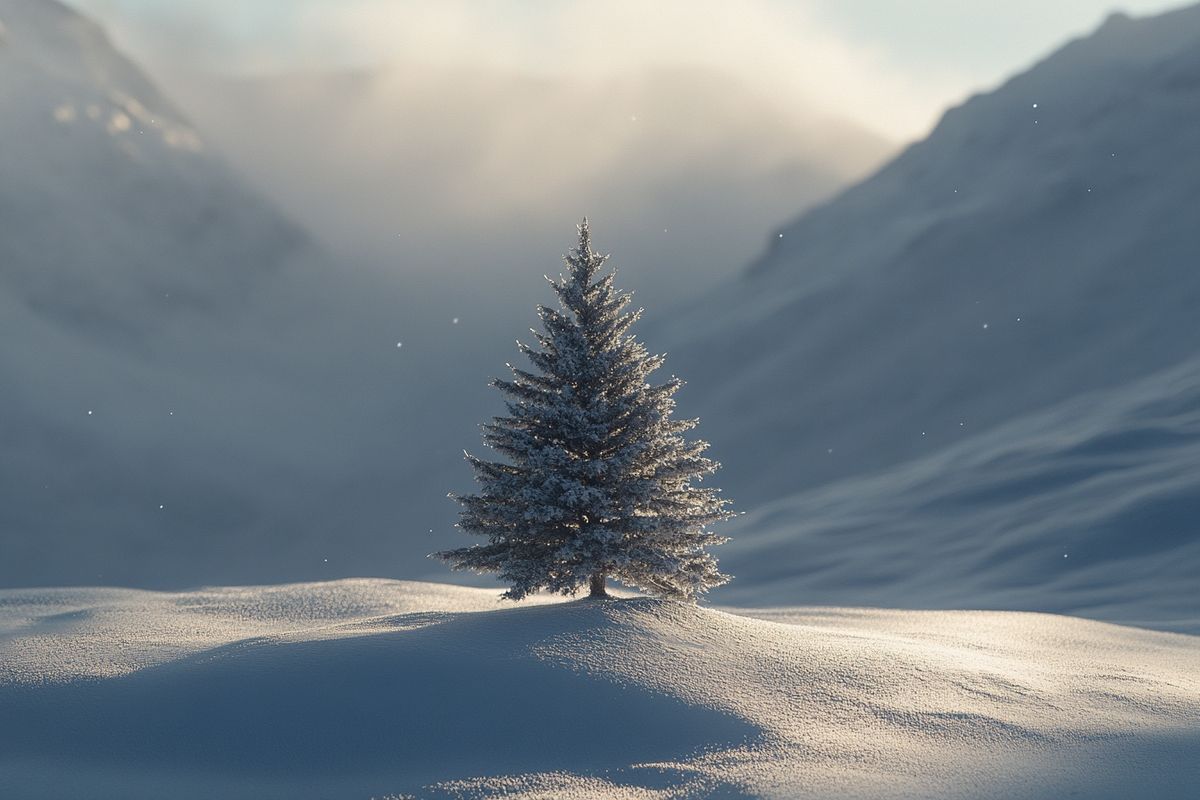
[[0, 0, 201, 156], [0, 0, 313, 339]]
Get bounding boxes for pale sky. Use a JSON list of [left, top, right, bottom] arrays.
[[71, 0, 1186, 139]]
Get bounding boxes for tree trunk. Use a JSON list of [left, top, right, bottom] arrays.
[[589, 571, 608, 598]]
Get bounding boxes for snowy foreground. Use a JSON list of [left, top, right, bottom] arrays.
[[1, 580, 1197, 799]]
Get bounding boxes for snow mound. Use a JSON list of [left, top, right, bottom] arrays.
[[1, 580, 1197, 799]]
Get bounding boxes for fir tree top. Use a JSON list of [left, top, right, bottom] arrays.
[[435, 220, 733, 601]]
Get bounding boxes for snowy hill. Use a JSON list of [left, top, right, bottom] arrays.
[[1, 579, 1197, 799], [659, 5, 1200, 622]]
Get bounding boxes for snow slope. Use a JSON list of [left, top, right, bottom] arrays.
[[1, 579, 1198, 799], [658, 4, 1200, 623], [713, 353, 1200, 633], [665, 4, 1200, 501]]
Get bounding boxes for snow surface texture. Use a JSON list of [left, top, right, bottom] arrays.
[[662, 5, 1200, 623], [2, 579, 1198, 799]]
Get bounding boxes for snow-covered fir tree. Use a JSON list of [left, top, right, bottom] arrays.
[[436, 220, 734, 601]]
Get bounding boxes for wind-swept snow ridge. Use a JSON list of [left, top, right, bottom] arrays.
[[1, 580, 1197, 799]]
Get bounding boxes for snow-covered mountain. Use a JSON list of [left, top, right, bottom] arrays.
[[660, 5, 1200, 619], [0, 0, 308, 337]]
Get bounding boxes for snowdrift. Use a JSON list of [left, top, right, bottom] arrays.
[[2, 579, 1197, 799]]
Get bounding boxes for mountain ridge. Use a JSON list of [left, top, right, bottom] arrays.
[[663, 1, 1200, 498]]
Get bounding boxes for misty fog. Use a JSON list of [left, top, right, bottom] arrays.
[[164, 62, 891, 311]]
